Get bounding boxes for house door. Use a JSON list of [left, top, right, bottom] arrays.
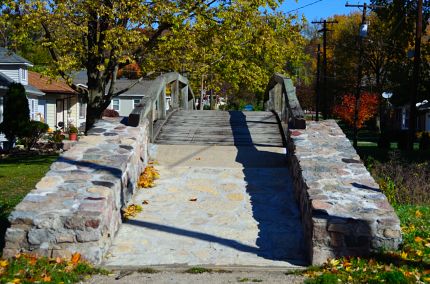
[[426, 113, 430, 131], [56, 99, 65, 129]]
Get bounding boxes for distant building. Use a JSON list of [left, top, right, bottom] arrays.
[[28, 71, 86, 131], [0, 48, 45, 147]]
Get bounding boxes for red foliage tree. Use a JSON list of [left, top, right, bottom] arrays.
[[117, 62, 142, 79], [333, 92, 380, 129]]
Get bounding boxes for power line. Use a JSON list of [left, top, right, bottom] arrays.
[[286, 0, 324, 14]]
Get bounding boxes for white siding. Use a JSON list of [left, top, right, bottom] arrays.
[[0, 66, 20, 82], [109, 96, 144, 117]]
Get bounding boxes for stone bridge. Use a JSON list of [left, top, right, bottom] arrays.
[[3, 72, 401, 267]]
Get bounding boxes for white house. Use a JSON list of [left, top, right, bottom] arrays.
[[0, 48, 45, 147], [29, 71, 86, 131], [72, 70, 150, 117]]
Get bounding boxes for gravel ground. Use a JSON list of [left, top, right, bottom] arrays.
[[86, 269, 307, 284]]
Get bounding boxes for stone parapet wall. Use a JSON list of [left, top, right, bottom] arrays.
[[287, 120, 402, 265], [3, 118, 149, 264]]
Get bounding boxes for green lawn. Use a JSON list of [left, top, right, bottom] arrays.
[[0, 154, 58, 253]]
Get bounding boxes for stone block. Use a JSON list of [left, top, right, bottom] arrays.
[[28, 229, 53, 245], [76, 229, 101, 243]]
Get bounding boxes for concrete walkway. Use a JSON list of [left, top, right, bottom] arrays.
[[103, 144, 306, 268]]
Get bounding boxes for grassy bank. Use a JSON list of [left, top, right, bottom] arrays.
[[0, 154, 58, 253]]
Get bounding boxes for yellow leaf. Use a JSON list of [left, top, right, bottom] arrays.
[[43, 275, 52, 282], [416, 250, 423, 257], [348, 275, 353, 281], [423, 277, 430, 282], [13, 279, 21, 284], [329, 259, 340, 266], [401, 251, 408, 260], [0, 260, 8, 267], [425, 243, 430, 248], [416, 210, 423, 218]]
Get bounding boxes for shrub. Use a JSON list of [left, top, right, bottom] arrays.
[[50, 130, 65, 143], [0, 83, 30, 148], [102, 108, 119, 117], [370, 153, 430, 205], [19, 121, 49, 151]]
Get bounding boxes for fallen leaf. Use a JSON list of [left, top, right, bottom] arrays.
[[189, 198, 197, 202], [71, 252, 81, 264], [56, 257, 62, 264], [28, 255, 37, 266], [142, 200, 149, 205], [195, 157, 201, 160], [415, 236, 424, 243], [42, 275, 52, 282], [12, 278, 21, 284], [416, 210, 423, 218], [122, 204, 143, 219], [0, 260, 8, 267]]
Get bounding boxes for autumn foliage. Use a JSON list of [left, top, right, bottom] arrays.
[[117, 62, 142, 79], [333, 92, 379, 129]]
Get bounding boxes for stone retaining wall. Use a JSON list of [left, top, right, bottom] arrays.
[[287, 120, 402, 265], [3, 118, 149, 263]]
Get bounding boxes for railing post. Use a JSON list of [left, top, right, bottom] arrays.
[[181, 85, 188, 109], [159, 85, 167, 119], [148, 108, 154, 142]]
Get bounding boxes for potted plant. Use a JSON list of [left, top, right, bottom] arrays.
[[68, 124, 78, 141]]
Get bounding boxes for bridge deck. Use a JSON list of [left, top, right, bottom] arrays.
[[155, 110, 284, 147], [103, 110, 305, 268]]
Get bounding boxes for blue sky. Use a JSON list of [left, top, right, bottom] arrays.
[[279, 0, 360, 21]]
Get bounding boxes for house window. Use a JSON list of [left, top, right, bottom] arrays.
[[112, 99, 120, 111], [28, 99, 37, 120], [79, 97, 86, 118], [133, 99, 140, 108], [21, 69, 26, 80]]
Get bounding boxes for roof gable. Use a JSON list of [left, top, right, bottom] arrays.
[[29, 71, 75, 94], [0, 47, 33, 66]]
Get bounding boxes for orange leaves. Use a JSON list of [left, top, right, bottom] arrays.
[[71, 252, 81, 265], [0, 252, 93, 283], [333, 92, 379, 129], [122, 204, 143, 219], [138, 164, 160, 188], [117, 62, 143, 79]]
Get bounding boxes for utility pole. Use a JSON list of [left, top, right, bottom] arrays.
[[316, 44, 321, 121], [409, 0, 423, 151], [312, 20, 338, 119], [346, 2, 383, 148]]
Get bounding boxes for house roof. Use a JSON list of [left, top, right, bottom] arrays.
[[29, 71, 75, 94], [0, 47, 33, 66], [0, 71, 44, 96], [72, 70, 150, 96]]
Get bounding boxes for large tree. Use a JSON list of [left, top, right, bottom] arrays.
[[2, 0, 287, 131], [141, 4, 308, 109]]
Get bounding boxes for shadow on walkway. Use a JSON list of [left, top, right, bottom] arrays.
[[229, 111, 306, 265]]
